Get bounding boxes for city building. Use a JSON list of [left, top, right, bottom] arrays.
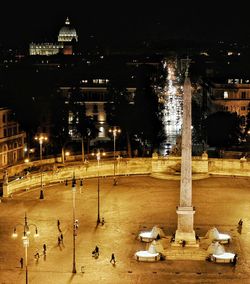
[[29, 17, 78, 56], [59, 79, 136, 143], [0, 108, 26, 167], [203, 78, 250, 129]]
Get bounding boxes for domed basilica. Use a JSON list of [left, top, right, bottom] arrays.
[[29, 17, 78, 56]]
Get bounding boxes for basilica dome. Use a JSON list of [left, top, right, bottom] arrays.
[[58, 17, 78, 42]]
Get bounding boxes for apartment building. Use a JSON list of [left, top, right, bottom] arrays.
[[0, 108, 26, 167]]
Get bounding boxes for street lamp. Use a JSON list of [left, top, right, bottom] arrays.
[[12, 212, 39, 284], [71, 175, 77, 273], [35, 134, 48, 199], [109, 126, 121, 186], [35, 134, 48, 161], [91, 149, 106, 224]]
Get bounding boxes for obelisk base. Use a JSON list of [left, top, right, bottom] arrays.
[[173, 206, 199, 247]]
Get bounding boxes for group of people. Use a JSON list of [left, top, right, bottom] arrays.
[[57, 219, 64, 245], [20, 219, 116, 268], [34, 244, 47, 260], [92, 245, 116, 264], [20, 243, 47, 267]]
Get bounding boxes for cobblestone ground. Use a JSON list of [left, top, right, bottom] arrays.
[[0, 175, 250, 284]]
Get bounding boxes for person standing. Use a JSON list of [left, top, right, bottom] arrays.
[[20, 257, 23, 268], [43, 244, 47, 255], [34, 249, 40, 259], [238, 219, 243, 226], [110, 253, 116, 264], [233, 254, 238, 266]]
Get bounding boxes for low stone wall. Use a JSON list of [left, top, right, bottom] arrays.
[[2, 158, 152, 197], [152, 156, 209, 174], [2, 156, 249, 197], [208, 158, 250, 177]]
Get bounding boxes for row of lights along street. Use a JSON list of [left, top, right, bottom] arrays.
[[20, 127, 121, 276]]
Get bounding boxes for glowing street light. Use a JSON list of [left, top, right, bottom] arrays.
[[91, 149, 106, 224], [35, 134, 48, 161], [34, 134, 48, 199], [109, 126, 121, 185], [12, 212, 39, 284]]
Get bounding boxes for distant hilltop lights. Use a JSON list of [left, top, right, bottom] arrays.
[[29, 17, 78, 56]]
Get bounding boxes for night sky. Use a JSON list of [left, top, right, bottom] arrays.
[[1, 2, 249, 48]]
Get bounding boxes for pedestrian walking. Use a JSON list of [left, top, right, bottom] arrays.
[[60, 233, 63, 244], [34, 250, 40, 259], [20, 257, 23, 268], [92, 245, 99, 258], [95, 246, 99, 256], [237, 219, 243, 234], [232, 253, 238, 266], [57, 219, 60, 227], [110, 253, 116, 264], [43, 244, 47, 255]]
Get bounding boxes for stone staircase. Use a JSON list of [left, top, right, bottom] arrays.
[[164, 247, 208, 260], [160, 237, 209, 261]]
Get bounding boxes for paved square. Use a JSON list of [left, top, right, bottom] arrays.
[[0, 175, 250, 283]]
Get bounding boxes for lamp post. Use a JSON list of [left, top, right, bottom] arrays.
[[35, 134, 48, 199], [12, 212, 39, 284], [91, 149, 105, 224], [72, 175, 77, 273], [109, 126, 121, 186]]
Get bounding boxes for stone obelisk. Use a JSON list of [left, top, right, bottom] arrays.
[[174, 68, 197, 246]]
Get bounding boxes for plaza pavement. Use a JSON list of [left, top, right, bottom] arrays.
[[0, 175, 250, 283]]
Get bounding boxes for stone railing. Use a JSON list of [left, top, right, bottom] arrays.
[[1, 155, 249, 197]]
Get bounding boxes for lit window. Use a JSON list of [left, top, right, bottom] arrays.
[[223, 91, 228, 99]]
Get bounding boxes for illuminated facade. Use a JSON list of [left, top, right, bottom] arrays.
[[29, 43, 64, 56], [29, 17, 78, 56], [204, 78, 250, 128], [0, 108, 26, 167], [60, 80, 136, 142], [58, 17, 78, 43]]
